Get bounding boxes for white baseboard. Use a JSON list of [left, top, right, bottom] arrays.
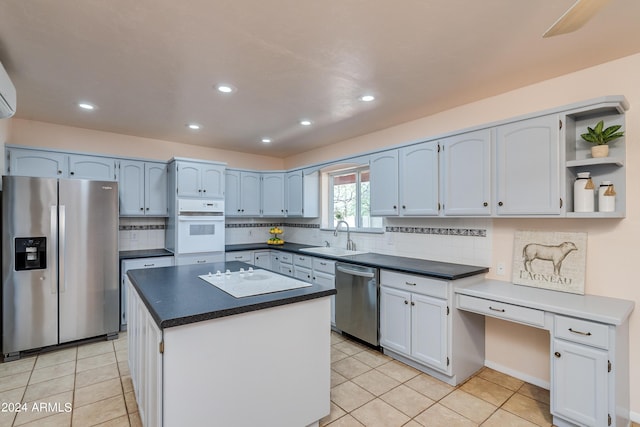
[[484, 359, 550, 390], [630, 410, 639, 423]]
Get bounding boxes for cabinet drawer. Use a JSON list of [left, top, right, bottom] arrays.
[[554, 315, 609, 349], [381, 270, 448, 299], [176, 253, 223, 266], [122, 256, 174, 271], [457, 294, 545, 327], [225, 251, 252, 262], [293, 254, 313, 269], [279, 252, 293, 264], [313, 258, 335, 275]]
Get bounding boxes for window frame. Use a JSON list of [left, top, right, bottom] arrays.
[[328, 166, 382, 232]]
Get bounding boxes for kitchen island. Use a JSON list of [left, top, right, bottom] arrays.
[[126, 261, 335, 427]]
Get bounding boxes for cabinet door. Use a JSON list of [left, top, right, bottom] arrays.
[[399, 142, 439, 216], [176, 162, 202, 197], [145, 163, 168, 216], [411, 294, 449, 372], [496, 115, 561, 215], [240, 172, 261, 216], [552, 339, 608, 427], [261, 173, 285, 216], [69, 154, 118, 180], [253, 250, 273, 270], [201, 165, 225, 198], [8, 148, 67, 178], [119, 160, 145, 215], [370, 150, 399, 216], [279, 264, 294, 277], [285, 170, 304, 216], [380, 286, 411, 355], [294, 266, 313, 282], [441, 129, 492, 216], [146, 314, 163, 427], [225, 170, 242, 216]]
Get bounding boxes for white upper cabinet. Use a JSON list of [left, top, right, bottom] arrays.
[[370, 150, 399, 216], [119, 160, 167, 216], [495, 114, 561, 215], [8, 148, 68, 178], [69, 154, 118, 180], [261, 173, 285, 216], [285, 170, 303, 217], [225, 169, 260, 216], [175, 161, 225, 199], [440, 129, 492, 216], [399, 141, 439, 216]]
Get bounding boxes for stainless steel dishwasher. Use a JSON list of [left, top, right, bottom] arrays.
[[335, 262, 379, 346]]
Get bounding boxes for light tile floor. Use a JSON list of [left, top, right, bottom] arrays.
[[0, 331, 638, 427], [0, 333, 137, 427]]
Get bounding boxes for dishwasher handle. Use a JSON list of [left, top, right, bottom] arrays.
[[336, 265, 375, 278]]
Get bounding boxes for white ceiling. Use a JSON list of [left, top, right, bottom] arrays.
[[1, 0, 640, 158]]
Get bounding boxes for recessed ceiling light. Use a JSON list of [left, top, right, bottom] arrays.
[[78, 102, 95, 110], [300, 119, 312, 126], [261, 138, 272, 144], [187, 123, 201, 130], [216, 84, 236, 94], [360, 95, 375, 102]]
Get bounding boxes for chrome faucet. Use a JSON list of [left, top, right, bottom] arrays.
[[334, 220, 356, 250]]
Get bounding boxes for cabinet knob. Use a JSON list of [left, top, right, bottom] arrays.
[[237, 209, 241, 212], [393, 205, 397, 209], [411, 301, 415, 306], [402, 205, 406, 209], [70, 171, 75, 176], [483, 202, 488, 207], [140, 207, 144, 211], [58, 170, 62, 175], [198, 189, 202, 192], [498, 201, 504, 206], [554, 351, 561, 358], [203, 189, 206, 192], [404, 300, 409, 305], [146, 207, 149, 211]]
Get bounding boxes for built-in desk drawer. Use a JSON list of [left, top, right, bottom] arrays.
[[554, 315, 609, 350], [457, 294, 545, 328], [381, 270, 448, 299]]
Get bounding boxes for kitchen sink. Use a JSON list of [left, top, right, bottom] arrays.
[[299, 247, 368, 257]]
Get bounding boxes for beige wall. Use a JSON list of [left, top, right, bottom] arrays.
[[7, 119, 284, 170], [286, 53, 640, 413], [0, 118, 11, 181]]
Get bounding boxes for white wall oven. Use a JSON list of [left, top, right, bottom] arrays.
[[176, 199, 225, 255]]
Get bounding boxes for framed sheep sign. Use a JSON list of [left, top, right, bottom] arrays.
[[512, 230, 587, 295]]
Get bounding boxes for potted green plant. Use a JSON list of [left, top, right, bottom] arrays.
[[580, 120, 624, 158]]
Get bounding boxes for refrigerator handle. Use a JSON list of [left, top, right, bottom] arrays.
[[59, 205, 66, 293], [50, 205, 59, 294]]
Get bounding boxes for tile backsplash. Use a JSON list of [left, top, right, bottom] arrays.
[[119, 217, 166, 250], [225, 217, 492, 267]]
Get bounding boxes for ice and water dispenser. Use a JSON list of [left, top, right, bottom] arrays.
[[14, 237, 47, 271]]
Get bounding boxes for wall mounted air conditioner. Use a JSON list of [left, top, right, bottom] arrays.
[[0, 61, 16, 118]]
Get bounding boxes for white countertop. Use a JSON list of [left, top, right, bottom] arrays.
[[455, 279, 635, 325], [199, 268, 312, 298]]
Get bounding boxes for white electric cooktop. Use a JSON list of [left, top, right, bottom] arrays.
[[199, 268, 312, 298]]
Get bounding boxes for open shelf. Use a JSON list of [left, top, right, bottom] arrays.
[[566, 157, 624, 168]]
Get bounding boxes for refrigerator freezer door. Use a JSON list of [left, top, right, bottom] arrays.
[[2, 176, 59, 354], [58, 179, 119, 343]]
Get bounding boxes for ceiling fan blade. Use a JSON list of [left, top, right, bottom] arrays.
[[543, 0, 613, 38]]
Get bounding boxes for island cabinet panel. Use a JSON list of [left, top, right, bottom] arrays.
[[495, 114, 561, 215], [440, 129, 492, 216], [162, 298, 330, 427]]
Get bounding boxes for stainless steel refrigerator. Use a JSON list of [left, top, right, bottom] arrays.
[[2, 176, 119, 359]]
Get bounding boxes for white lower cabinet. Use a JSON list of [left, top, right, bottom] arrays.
[[225, 251, 253, 263], [552, 338, 608, 427], [121, 256, 174, 329], [176, 252, 224, 265], [127, 279, 163, 427], [380, 270, 484, 385], [252, 250, 273, 270], [380, 287, 448, 372]]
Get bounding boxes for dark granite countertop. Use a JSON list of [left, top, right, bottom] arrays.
[[226, 243, 488, 280], [119, 248, 174, 260], [127, 261, 336, 329]]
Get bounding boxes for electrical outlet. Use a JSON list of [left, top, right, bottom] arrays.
[[496, 262, 505, 276]]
